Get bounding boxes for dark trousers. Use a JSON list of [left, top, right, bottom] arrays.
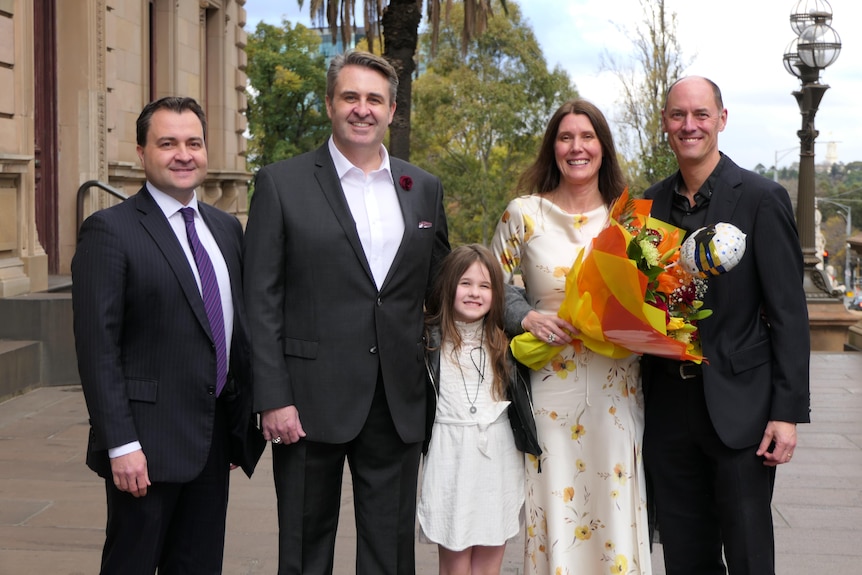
[[100, 400, 231, 575], [643, 362, 776, 575], [272, 376, 422, 575]]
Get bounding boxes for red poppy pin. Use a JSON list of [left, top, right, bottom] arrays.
[[399, 175, 413, 191]]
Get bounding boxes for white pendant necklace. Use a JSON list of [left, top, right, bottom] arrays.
[[457, 321, 486, 415]]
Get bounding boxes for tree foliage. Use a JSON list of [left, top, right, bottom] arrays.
[[602, 0, 688, 194], [245, 21, 330, 173], [293, 0, 507, 161], [411, 0, 576, 246]]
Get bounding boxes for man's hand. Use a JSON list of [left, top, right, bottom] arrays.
[[110, 449, 151, 497], [756, 420, 798, 467], [521, 310, 577, 346], [262, 405, 306, 445]]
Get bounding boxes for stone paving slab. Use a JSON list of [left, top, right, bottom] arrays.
[[1, 352, 860, 574]]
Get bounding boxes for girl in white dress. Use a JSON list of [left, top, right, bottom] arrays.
[[492, 100, 651, 574], [418, 244, 535, 575]]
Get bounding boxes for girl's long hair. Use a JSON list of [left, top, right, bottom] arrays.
[[426, 244, 510, 400]]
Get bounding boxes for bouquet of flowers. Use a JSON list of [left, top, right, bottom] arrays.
[[511, 189, 713, 370]]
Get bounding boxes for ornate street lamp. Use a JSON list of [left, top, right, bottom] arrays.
[[783, 0, 841, 298]]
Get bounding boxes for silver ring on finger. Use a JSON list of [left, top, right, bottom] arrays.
[[547, 333, 556, 343], [272, 436, 282, 444]]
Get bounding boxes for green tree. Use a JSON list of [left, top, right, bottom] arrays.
[[245, 21, 330, 173], [602, 0, 688, 194], [294, 0, 506, 161], [411, 0, 576, 246]]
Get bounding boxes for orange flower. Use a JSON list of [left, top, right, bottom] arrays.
[[571, 424, 586, 440], [655, 270, 681, 295]]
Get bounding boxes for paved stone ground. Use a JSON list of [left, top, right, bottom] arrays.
[[1, 352, 860, 574]]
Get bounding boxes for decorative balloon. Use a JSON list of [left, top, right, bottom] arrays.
[[679, 222, 747, 277]]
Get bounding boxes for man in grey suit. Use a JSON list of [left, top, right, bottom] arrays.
[[72, 96, 264, 574], [243, 51, 450, 574], [641, 76, 810, 574]]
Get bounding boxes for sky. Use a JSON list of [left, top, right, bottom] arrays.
[[243, 0, 862, 172]]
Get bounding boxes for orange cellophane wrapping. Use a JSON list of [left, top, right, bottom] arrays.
[[511, 193, 703, 370]]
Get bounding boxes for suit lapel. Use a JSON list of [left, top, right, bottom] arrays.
[[312, 145, 376, 285], [383, 161, 418, 290], [135, 188, 213, 342], [200, 204, 240, 303], [201, 204, 248, 352], [706, 157, 744, 224]]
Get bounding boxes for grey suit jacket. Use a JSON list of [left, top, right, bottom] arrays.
[[72, 186, 264, 481], [244, 144, 450, 444], [642, 155, 811, 448]]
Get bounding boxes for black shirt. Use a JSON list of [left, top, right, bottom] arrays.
[[669, 154, 728, 238]]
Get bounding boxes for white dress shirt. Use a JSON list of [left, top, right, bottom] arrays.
[[328, 137, 405, 289]]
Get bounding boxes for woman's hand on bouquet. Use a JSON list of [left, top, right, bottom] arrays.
[[521, 310, 576, 346]]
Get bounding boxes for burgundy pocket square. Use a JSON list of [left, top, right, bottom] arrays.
[[418, 221, 433, 229]]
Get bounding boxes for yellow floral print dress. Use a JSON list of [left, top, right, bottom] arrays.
[[492, 195, 651, 575]]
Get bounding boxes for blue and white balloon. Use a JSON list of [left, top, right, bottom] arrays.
[[680, 222, 746, 277]]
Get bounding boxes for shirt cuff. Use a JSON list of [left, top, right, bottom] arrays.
[[109, 441, 142, 458]]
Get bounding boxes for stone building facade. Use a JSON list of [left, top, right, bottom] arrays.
[[0, 0, 251, 297]]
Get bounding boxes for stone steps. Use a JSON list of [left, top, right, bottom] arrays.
[[0, 339, 41, 399]]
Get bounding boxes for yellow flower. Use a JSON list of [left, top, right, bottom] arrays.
[[563, 486, 574, 502], [552, 358, 576, 379], [573, 214, 589, 229], [610, 489, 619, 499], [571, 424, 586, 440], [608, 405, 617, 415], [666, 316, 686, 331], [554, 266, 570, 278], [604, 540, 615, 551], [523, 213, 535, 242], [613, 463, 627, 485], [499, 249, 519, 274], [549, 411, 558, 420], [610, 554, 628, 574], [575, 525, 591, 540], [527, 524, 536, 537], [528, 453, 540, 470], [556, 568, 562, 575], [576, 459, 586, 471]]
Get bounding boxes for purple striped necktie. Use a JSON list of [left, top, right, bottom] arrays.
[[180, 207, 227, 396]]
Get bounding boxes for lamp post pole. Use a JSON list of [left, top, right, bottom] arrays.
[[783, 0, 842, 299]]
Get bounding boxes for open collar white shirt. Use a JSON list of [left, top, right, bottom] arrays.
[[328, 137, 405, 290]]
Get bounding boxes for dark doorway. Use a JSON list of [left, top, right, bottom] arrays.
[[34, 0, 58, 273]]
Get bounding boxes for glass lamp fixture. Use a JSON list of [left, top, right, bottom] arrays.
[[790, 0, 833, 36], [783, 38, 803, 78], [797, 22, 841, 69]]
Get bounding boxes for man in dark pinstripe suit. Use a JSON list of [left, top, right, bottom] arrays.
[[72, 97, 263, 574]]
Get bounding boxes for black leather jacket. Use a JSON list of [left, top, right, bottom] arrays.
[[423, 325, 542, 460]]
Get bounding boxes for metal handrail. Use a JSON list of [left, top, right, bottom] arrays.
[[76, 180, 129, 232]]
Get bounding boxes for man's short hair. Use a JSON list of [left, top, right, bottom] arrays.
[[326, 51, 399, 104], [136, 97, 207, 146]]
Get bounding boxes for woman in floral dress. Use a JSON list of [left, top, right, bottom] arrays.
[[492, 99, 651, 575]]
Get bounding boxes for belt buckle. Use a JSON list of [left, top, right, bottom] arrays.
[[679, 363, 697, 380]]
